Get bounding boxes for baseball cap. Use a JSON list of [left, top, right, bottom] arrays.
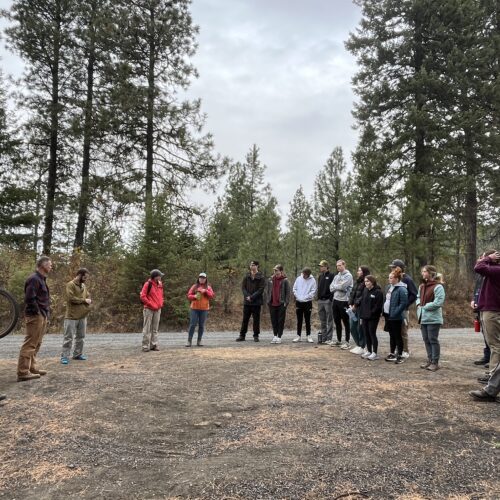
[[199, 272, 207, 278], [318, 260, 329, 267], [150, 269, 164, 278], [389, 259, 406, 269]]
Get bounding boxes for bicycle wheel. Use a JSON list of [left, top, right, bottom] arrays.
[[0, 288, 20, 339]]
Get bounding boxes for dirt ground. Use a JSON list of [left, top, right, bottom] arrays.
[[0, 329, 498, 500]]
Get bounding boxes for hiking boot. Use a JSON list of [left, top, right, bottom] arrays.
[[426, 363, 440, 372], [235, 336, 246, 342], [185, 340, 192, 347], [469, 389, 498, 402], [420, 361, 431, 369], [473, 358, 488, 365], [30, 369, 47, 376], [17, 373, 41, 382], [150, 346, 160, 351], [477, 375, 490, 384], [292, 336, 301, 343], [385, 354, 397, 362]]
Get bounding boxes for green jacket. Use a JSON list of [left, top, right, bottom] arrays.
[[65, 279, 91, 320], [416, 283, 445, 325]]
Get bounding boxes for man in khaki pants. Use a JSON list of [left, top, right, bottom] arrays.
[[17, 256, 52, 382], [140, 269, 164, 351]]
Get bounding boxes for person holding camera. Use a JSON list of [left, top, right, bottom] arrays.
[[186, 273, 215, 347]]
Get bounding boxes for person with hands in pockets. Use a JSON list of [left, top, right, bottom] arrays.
[[186, 272, 215, 347]]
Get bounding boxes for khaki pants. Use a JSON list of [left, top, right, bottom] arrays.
[[481, 311, 500, 370], [142, 308, 161, 349], [401, 309, 409, 352], [17, 314, 48, 376]]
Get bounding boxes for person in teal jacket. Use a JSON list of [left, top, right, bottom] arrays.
[[416, 265, 445, 371]]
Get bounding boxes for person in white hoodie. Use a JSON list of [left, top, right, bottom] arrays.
[[292, 267, 317, 343]]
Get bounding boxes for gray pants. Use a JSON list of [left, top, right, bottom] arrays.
[[61, 318, 87, 358], [484, 361, 500, 397], [142, 308, 160, 349], [421, 323, 441, 363], [317, 300, 333, 341]]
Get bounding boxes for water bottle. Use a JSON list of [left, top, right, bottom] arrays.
[[474, 318, 480, 333]]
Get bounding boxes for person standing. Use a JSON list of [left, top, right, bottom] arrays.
[[349, 266, 370, 354], [236, 261, 266, 342], [267, 265, 291, 344], [186, 272, 215, 347], [60, 268, 92, 365], [358, 275, 383, 360], [471, 270, 490, 367], [330, 260, 353, 348], [316, 260, 334, 344], [469, 361, 500, 402], [389, 259, 417, 358], [292, 267, 317, 343], [17, 256, 52, 382], [473, 250, 500, 381], [383, 268, 409, 364], [416, 265, 446, 371], [140, 269, 164, 352]]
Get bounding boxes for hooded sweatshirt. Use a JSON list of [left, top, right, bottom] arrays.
[[359, 285, 383, 320], [293, 275, 317, 302], [330, 270, 353, 302]]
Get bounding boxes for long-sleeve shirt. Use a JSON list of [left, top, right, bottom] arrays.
[[474, 259, 500, 311], [293, 275, 317, 302], [24, 271, 50, 318], [330, 270, 353, 302]]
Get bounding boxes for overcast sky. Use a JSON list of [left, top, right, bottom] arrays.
[[0, 0, 362, 221]]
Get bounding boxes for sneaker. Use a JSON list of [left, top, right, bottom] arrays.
[[196, 340, 203, 346], [253, 336, 260, 342], [61, 357, 69, 365], [473, 358, 488, 365], [292, 336, 301, 343], [73, 354, 87, 360], [142, 347, 150, 352], [355, 346, 365, 354], [426, 363, 440, 371], [469, 389, 498, 402], [150, 345, 160, 351], [401, 351, 410, 359], [185, 340, 192, 347], [271, 336, 278, 344], [325, 340, 333, 345], [361, 351, 372, 359], [340, 342, 350, 350], [385, 354, 397, 362], [306, 336, 314, 343], [235, 336, 246, 342], [420, 361, 431, 369], [395, 356, 405, 364], [275, 337, 282, 344], [367, 352, 379, 360], [333, 341, 342, 347]]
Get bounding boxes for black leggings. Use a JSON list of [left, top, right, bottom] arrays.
[[332, 300, 350, 342], [362, 318, 379, 353], [387, 319, 403, 355], [295, 301, 312, 336]]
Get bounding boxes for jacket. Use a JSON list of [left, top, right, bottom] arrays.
[[402, 274, 418, 307], [187, 284, 215, 311], [140, 279, 164, 311], [384, 282, 408, 320], [266, 277, 291, 306], [416, 281, 445, 324], [330, 270, 353, 302], [24, 271, 50, 318], [349, 277, 365, 306], [65, 278, 91, 320], [242, 272, 266, 306], [293, 275, 317, 302], [474, 259, 500, 311], [358, 285, 383, 320], [317, 271, 334, 301]]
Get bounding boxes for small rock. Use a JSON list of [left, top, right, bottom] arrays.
[[194, 421, 210, 427], [214, 422, 222, 427], [221, 413, 233, 418]]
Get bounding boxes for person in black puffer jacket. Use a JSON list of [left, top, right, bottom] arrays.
[[348, 265, 370, 354], [358, 275, 384, 360]]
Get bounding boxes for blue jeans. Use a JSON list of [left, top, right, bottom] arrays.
[[350, 310, 365, 348], [421, 323, 441, 363], [188, 310, 208, 340]]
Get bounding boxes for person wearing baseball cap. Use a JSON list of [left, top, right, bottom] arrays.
[[388, 259, 417, 358], [139, 269, 165, 351], [317, 260, 334, 344]]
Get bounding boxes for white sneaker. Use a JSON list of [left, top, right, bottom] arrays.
[[306, 336, 314, 343], [271, 336, 278, 344], [325, 340, 333, 345], [402, 351, 410, 359], [352, 346, 365, 355], [275, 337, 282, 344], [361, 351, 372, 359], [368, 352, 380, 360], [340, 342, 350, 350], [292, 336, 301, 343]]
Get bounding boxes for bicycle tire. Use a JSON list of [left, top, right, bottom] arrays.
[[0, 288, 20, 339]]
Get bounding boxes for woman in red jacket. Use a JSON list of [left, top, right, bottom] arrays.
[[140, 269, 164, 352], [186, 273, 215, 347]]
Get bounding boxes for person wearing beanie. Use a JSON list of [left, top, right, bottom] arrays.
[[292, 267, 317, 343], [186, 273, 215, 347], [140, 269, 164, 352]]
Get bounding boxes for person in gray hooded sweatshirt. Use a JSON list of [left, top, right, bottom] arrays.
[[329, 259, 353, 348]]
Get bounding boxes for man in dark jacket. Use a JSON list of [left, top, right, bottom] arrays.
[[17, 256, 52, 382], [389, 259, 417, 358], [317, 260, 335, 344], [236, 261, 266, 342]]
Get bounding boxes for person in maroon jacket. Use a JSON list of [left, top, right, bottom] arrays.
[[140, 269, 164, 352]]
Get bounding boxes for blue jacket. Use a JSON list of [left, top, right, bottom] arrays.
[[384, 283, 408, 320]]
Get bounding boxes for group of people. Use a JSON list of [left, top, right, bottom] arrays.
[[2, 250, 499, 406]]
